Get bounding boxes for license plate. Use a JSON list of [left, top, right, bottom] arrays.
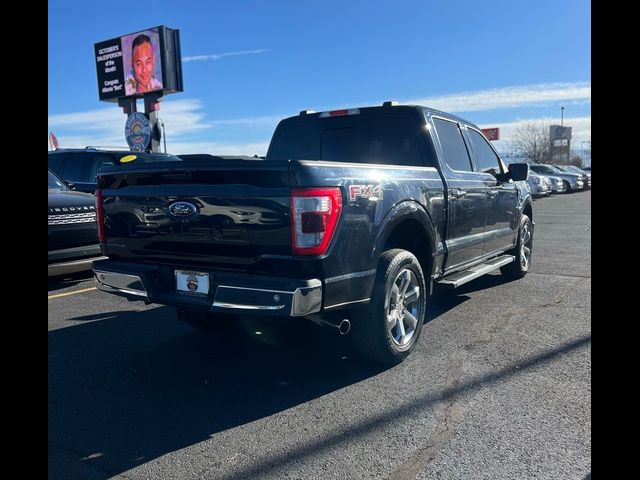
[[175, 270, 209, 296]]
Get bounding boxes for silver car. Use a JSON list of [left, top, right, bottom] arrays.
[[526, 171, 551, 198], [555, 165, 591, 188], [546, 175, 566, 193], [529, 164, 584, 192]]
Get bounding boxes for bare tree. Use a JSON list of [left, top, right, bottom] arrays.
[[569, 155, 584, 168], [511, 121, 552, 164]]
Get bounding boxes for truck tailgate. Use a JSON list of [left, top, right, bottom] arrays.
[[98, 160, 292, 270]]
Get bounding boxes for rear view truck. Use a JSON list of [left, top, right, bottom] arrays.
[[93, 103, 532, 364]]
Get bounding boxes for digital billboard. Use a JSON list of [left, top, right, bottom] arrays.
[[95, 26, 183, 102], [549, 125, 572, 141]]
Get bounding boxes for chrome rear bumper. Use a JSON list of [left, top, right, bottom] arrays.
[[93, 267, 322, 317]]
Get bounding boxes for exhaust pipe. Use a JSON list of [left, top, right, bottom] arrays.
[[306, 315, 351, 335], [337, 318, 351, 335]]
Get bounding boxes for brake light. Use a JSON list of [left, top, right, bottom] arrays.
[[291, 187, 342, 256], [318, 108, 360, 118], [95, 189, 105, 243]]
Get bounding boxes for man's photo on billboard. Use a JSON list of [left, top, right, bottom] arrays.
[[123, 29, 163, 96]]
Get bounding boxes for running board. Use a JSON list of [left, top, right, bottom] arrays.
[[438, 255, 515, 288]]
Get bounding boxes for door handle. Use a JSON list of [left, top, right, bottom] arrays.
[[450, 188, 467, 199]]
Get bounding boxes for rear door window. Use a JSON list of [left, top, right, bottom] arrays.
[[433, 118, 473, 172]]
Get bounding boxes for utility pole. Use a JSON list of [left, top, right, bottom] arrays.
[[560, 106, 565, 164]]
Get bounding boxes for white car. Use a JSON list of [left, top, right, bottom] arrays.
[[526, 171, 551, 198]]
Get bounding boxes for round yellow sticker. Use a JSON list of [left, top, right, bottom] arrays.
[[120, 155, 137, 163]]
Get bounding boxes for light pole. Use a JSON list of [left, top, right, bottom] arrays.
[[560, 106, 565, 164]]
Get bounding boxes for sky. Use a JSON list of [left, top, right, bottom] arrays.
[[48, 0, 591, 159]]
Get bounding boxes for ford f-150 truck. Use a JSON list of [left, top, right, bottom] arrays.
[[92, 103, 532, 364]]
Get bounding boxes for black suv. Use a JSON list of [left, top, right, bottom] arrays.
[[48, 148, 183, 193], [48, 170, 106, 277]]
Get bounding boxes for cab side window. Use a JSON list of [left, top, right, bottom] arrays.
[[467, 129, 502, 177]]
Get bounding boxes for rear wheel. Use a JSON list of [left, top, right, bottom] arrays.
[[177, 309, 237, 332], [500, 214, 533, 279], [352, 249, 426, 365]]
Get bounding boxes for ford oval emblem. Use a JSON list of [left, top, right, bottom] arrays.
[[168, 201, 197, 217]]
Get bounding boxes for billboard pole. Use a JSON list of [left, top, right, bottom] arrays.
[[118, 97, 137, 115], [144, 92, 163, 153]]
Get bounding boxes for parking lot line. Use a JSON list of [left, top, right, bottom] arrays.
[[48, 287, 97, 300]]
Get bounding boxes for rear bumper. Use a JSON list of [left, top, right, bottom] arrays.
[[92, 259, 322, 317], [48, 244, 106, 277]]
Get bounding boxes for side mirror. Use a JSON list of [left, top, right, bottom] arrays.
[[508, 163, 529, 182], [63, 180, 77, 190]]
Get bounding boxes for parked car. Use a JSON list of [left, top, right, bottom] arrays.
[[48, 148, 183, 194], [92, 102, 532, 365], [529, 164, 584, 192], [526, 171, 551, 198], [546, 175, 566, 194], [48, 170, 106, 277], [554, 165, 591, 188]]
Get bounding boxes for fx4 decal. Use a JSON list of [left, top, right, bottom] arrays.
[[349, 184, 383, 203]]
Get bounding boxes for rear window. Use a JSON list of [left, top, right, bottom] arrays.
[[267, 112, 434, 167]]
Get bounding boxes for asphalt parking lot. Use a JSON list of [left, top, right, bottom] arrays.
[[48, 190, 591, 480]]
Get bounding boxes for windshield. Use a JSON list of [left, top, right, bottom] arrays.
[[534, 165, 562, 174], [48, 170, 68, 191]]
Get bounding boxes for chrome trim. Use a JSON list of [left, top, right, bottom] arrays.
[[212, 302, 285, 311], [441, 249, 513, 276], [439, 255, 515, 288], [93, 270, 148, 298], [291, 282, 322, 316], [324, 298, 371, 310], [48, 212, 97, 225], [214, 285, 296, 295], [325, 270, 376, 284], [214, 279, 322, 317]]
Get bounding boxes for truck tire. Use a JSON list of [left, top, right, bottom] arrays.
[[177, 309, 237, 332], [352, 249, 426, 365], [500, 214, 533, 279]]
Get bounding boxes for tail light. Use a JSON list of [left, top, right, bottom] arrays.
[[291, 187, 342, 256], [95, 189, 106, 243]]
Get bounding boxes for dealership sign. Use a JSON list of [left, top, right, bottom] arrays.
[[94, 26, 183, 102], [481, 128, 500, 141], [125, 112, 151, 151]]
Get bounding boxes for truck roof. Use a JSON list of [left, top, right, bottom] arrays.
[[287, 103, 480, 131]]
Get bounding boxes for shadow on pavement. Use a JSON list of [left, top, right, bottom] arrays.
[[48, 271, 94, 293], [48, 306, 386, 479], [48, 269, 526, 479]]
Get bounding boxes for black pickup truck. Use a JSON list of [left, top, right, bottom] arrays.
[[92, 103, 532, 364]]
